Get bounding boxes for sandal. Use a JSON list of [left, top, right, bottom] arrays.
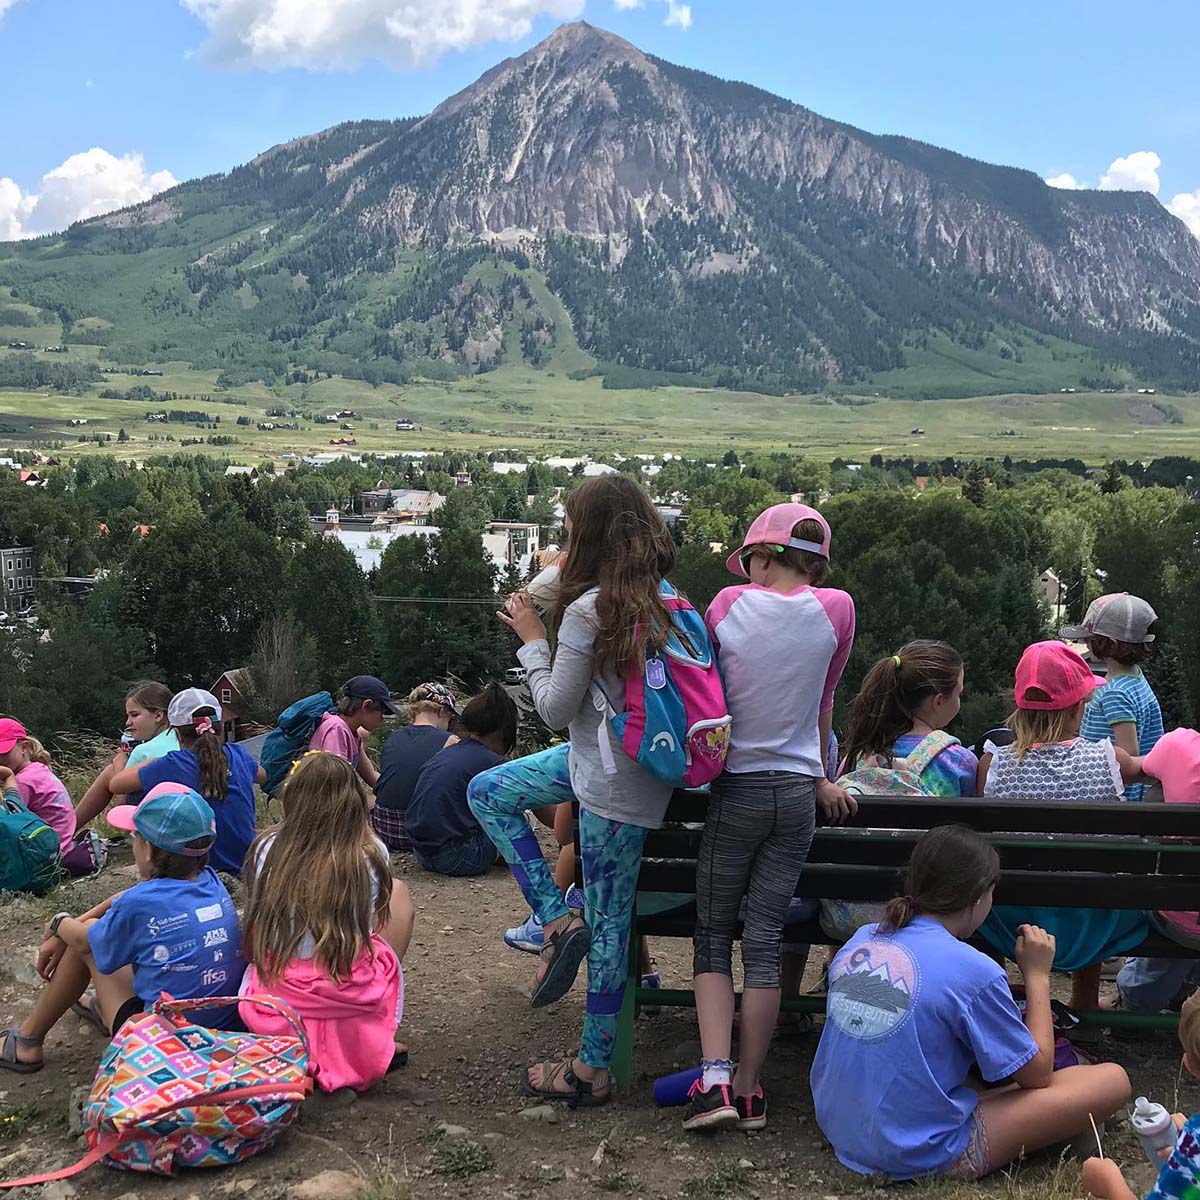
[[387, 1043, 409, 1073], [0, 1026, 44, 1074], [72, 988, 108, 1035], [530, 918, 590, 1009], [521, 1059, 611, 1108]]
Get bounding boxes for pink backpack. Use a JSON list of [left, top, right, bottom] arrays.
[[1, 994, 313, 1189]]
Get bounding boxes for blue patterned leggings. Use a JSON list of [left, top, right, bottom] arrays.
[[468, 744, 648, 1070]]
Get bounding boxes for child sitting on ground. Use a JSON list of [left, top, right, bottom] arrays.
[[0, 784, 244, 1072], [1064, 593, 1164, 801], [309, 675, 400, 789], [977, 640, 1145, 1010], [239, 752, 414, 1093], [811, 825, 1130, 1182], [1083, 990, 1200, 1199], [0, 718, 76, 855]]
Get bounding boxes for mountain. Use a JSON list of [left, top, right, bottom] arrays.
[[3, 21, 1200, 397]]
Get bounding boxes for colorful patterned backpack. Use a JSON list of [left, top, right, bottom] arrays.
[[0, 994, 313, 1190]]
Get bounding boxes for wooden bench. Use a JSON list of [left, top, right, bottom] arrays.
[[585, 792, 1200, 1089]]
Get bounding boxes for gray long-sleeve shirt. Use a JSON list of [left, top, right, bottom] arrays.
[[516, 589, 673, 829]]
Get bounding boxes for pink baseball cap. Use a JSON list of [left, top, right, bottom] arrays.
[[725, 503, 832, 580], [1142, 729, 1200, 804], [1014, 641, 1103, 711], [0, 718, 27, 755]]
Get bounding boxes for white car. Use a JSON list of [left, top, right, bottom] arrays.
[[504, 666, 528, 685]]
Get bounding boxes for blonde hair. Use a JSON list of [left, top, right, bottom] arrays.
[[242, 752, 390, 984], [18, 735, 52, 767], [1006, 703, 1084, 764], [1180, 991, 1200, 1065]]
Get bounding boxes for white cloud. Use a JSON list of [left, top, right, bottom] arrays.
[[1099, 150, 1161, 195], [0, 0, 24, 20], [612, 0, 692, 26], [1045, 172, 1086, 190], [1167, 190, 1200, 240], [613, 0, 641, 7], [182, 0, 587, 69], [0, 149, 178, 241]]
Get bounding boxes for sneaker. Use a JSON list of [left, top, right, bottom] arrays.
[[682, 1081, 738, 1133], [735, 1089, 768, 1132], [640, 969, 662, 1017], [564, 884, 586, 912], [503, 911, 544, 954]]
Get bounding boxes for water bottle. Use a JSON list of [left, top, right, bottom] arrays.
[[653, 1066, 702, 1107], [1131, 1096, 1177, 1167]]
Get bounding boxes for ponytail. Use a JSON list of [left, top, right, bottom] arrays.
[[175, 708, 228, 802], [876, 826, 1000, 936], [18, 735, 52, 768], [842, 640, 964, 772]]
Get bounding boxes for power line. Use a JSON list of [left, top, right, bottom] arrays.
[[370, 595, 503, 606]]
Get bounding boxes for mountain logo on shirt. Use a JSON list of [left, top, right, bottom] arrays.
[[827, 940, 918, 1040]]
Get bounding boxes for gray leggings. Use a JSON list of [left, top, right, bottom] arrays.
[[693, 771, 817, 989]]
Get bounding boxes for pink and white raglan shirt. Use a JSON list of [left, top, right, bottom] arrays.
[[14, 761, 76, 852], [706, 584, 856, 777]]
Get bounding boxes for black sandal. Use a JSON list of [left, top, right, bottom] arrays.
[[521, 1059, 611, 1108], [530, 919, 590, 1009], [0, 1027, 44, 1074], [72, 987, 107, 1035]]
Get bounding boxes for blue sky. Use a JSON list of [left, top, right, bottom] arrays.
[[2, 0, 1199, 238]]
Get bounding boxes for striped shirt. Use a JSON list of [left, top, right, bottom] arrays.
[[1080, 671, 1164, 801]]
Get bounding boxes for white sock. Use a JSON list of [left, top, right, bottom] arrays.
[[700, 1058, 732, 1089]]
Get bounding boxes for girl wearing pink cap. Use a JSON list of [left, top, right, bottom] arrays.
[[686, 503, 856, 1133], [977, 641, 1146, 1011], [0, 718, 75, 855]]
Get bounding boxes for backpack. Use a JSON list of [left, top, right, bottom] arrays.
[[0, 791, 60, 895], [0, 994, 313, 1190], [820, 731, 960, 941], [259, 691, 335, 795], [593, 581, 732, 789], [61, 827, 109, 878]]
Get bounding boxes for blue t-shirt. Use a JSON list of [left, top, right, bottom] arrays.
[[136, 743, 258, 875], [88, 867, 245, 1029], [375, 725, 450, 815], [1147, 1114, 1200, 1199], [810, 916, 1038, 1180], [405, 739, 504, 859], [1081, 671, 1164, 801]]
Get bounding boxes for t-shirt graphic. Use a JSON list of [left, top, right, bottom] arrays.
[[827, 939, 917, 1039], [1147, 1116, 1200, 1199]]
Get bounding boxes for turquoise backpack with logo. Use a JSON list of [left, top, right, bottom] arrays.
[[0, 789, 61, 894]]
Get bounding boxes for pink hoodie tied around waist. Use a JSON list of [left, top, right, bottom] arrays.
[[239, 935, 402, 1094]]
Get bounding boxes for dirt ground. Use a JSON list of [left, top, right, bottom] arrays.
[[0, 845, 1191, 1200]]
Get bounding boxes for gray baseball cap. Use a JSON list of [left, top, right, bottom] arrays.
[[1061, 593, 1157, 644]]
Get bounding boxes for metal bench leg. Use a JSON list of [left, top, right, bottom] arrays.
[[611, 928, 641, 1091]]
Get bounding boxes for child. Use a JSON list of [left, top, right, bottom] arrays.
[[0, 785, 245, 1072], [471, 474, 678, 1107], [75, 680, 178, 829], [239, 752, 414, 1094], [407, 684, 517, 877], [109, 689, 264, 875], [977, 641, 1146, 1009], [1114, 728, 1200, 1014], [811, 825, 1130, 1182], [686, 502, 856, 1133], [841, 641, 979, 797], [1083, 990, 1200, 1199], [372, 682, 458, 852], [309, 675, 399, 789], [1064, 593, 1164, 801], [0, 718, 75, 853]]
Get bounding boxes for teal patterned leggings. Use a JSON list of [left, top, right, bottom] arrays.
[[468, 745, 648, 1070]]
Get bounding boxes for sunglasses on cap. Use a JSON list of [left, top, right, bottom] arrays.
[[739, 535, 826, 573]]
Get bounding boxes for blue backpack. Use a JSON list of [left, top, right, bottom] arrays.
[[0, 791, 61, 895], [593, 582, 732, 789], [259, 692, 335, 796]]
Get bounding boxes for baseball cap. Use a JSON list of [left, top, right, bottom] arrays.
[[344, 675, 400, 715], [108, 786, 216, 856], [409, 682, 458, 713], [1061, 593, 1158, 645], [1142, 729, 1200, 805], [168, 688, 222, 727], [725, 503, 832, 580], [0, 717, 27, 756], [1014, 641, 1104, 711]]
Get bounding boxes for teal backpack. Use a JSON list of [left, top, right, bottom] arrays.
[[0, 791, 61, 895], [259, 692, 336, 797]]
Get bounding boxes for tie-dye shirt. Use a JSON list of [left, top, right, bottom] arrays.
[[1147, 1115, 1200, 1199], [891, 734, 979, 798]]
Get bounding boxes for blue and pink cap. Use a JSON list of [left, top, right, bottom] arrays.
[[108, 782, 216, 856]]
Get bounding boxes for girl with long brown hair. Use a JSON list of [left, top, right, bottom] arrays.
[[470, 474, 678, 1107], [238, 751, 414, 1094]]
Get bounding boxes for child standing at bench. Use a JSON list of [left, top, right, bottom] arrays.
[[1063, 593, 1163, 801], [812, 825, 1130, 1182], [685, 503, 856, 1133], [977, 641, 1145, 1009]]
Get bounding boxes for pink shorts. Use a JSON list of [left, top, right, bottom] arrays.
[[943, 1110, 990, 1181]]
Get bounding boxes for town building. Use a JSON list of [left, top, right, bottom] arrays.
[[1, 546, 36, 614]]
